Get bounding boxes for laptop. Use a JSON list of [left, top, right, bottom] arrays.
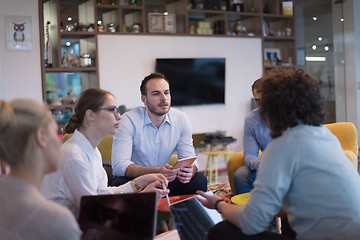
[[169, 192, 223, 240], [78, 192, 157, 240]]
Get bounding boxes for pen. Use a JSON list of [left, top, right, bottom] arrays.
[[163, 182, 171, 206]]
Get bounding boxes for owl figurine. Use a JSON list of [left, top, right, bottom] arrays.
[[12, 22, 25, 45]]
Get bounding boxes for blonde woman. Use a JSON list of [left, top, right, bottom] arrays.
[[0, 99, 81, 240], [41, 88, 169, 217]]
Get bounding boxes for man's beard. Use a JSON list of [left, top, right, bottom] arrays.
[[147, 101, 170, 116]]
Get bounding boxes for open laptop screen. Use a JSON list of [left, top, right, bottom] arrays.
[[170, 195, 223, 240], [79, 192, 157, 240]]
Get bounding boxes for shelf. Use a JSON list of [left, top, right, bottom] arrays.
[[120, 6, 143, 10], [264, 36, 295, 41], [263, 14, 294, 20], [96, 4, 119, 9], [60, 31, 96, 38], [44, 67, 97, 72], [40, 0, 296, 108], [49, 104, 75, 110], [187, 9, 233, 15]]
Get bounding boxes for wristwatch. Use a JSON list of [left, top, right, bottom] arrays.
[[131, 179, 142, 192]]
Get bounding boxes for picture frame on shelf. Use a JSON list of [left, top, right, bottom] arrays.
[[148, 13, 176, 33]]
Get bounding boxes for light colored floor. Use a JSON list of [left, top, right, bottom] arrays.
[[204, 169, 230, 187], [216, 170, 230, 185]]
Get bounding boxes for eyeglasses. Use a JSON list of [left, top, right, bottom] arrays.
[[98, 106, 121, 117]]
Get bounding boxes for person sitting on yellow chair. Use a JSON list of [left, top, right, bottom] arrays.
[[197, 67, 360, 239], [233, 78, 272, 194]]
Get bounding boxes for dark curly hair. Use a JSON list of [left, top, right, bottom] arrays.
[[260, 67, 326, 138], [140, 72, 169, 96]]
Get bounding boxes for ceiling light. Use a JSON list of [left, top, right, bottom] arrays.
[[312, 45, 317, 50], [313, 16, 317, 21], [340, 18, 344, 22], [305, 57, 326, 62], [318, 37, 323, 41], [66, 41, 71, 46], [325, 46, 329, 51]]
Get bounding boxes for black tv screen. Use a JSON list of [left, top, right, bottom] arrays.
[[155, 58, 225, 106]]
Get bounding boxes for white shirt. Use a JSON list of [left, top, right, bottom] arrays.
[[112, 106, 197, 176], [41, 130, 135, 218]]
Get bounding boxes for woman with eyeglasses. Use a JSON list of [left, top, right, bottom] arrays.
[[41, 88, 169, 218]]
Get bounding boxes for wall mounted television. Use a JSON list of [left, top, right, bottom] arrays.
[[155, 58, 225, 106]]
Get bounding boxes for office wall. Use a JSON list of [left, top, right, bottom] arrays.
[[98, 35, 263, 169], [0, 0, 42, 100]]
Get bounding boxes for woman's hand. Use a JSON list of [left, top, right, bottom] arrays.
[[196, 190, 244, 229], [134, 173, 168, 189], [141, 180, 170, 201], [134, 173, 170, 201], [195, 190, 224, 209]]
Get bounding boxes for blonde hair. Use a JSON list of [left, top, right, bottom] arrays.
[[0, 99, 53, 167]]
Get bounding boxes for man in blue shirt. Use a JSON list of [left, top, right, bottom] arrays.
[[233, 78, 272, 194], [110, 73, 207, 196]]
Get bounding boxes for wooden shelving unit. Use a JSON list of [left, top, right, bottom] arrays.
[[39, 0, 295, 126]]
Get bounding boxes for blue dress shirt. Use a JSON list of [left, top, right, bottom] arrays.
[[111, 106, 197, 176], [243, 108, 272, 170]]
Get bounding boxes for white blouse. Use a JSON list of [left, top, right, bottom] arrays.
[[41, 130, 134, 218]]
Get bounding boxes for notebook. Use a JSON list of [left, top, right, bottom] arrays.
[[78, 192, 157, 240], [169, 192, 223, 240]]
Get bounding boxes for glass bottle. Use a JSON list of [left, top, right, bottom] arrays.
[[233, 0, 244, 12], [61, 51, 68, 67]]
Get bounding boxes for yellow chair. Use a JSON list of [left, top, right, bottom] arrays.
[[227, 122, 359, 194], [324, 122, 358, 169], [169, 155, 178, 166], [227, 152, 260, 194]]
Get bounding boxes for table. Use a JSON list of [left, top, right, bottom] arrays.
[[200, 150, 234, 185]]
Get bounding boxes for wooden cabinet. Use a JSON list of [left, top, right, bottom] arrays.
[[39, 0, 295, 126]]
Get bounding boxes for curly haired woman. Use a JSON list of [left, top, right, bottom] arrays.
[[197, 67, 360, 240]]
